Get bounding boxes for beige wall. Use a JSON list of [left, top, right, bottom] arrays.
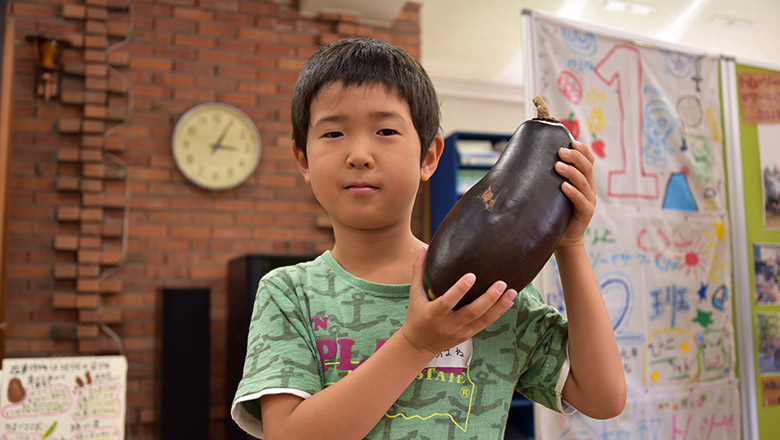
[[432, 76, 525, 138]]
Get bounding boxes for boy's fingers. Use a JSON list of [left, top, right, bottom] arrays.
[[476, 288, 517, 329], [435, 273, 476, 311], [456, 280, 508, 322], [557, 150, 596, 202], [571, 140, 596, 164]]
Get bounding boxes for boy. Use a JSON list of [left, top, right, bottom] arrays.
[[232, 37, 626, 439]]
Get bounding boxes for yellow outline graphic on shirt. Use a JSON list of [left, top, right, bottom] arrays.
[[384, 367, 475, 432], [323, 362, 475, 432]]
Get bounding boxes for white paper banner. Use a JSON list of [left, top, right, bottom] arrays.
[[526, 10, 738, 438]]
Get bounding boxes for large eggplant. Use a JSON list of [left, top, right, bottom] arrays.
[[423, 96, 574, 309]]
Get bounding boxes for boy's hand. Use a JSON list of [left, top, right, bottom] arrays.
[[555, 140, 597, 249], [398, 247, 517, 359]]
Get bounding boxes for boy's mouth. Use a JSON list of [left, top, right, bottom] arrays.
[[345, 183, 378, 194]]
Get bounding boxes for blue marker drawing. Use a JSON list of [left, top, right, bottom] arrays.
[[663, 172, 698, 212]]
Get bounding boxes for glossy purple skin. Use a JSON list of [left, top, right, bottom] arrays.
[[423, 118, 574, 309]]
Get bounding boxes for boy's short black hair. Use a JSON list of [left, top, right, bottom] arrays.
[[291, 37, 440, 161]]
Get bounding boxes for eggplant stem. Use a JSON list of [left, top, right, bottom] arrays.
[[533, 96, 559, 122]]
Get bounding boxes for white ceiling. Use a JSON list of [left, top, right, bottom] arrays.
[[418, 0, 780, 89]]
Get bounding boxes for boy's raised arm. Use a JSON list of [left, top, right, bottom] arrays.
[[553, 140, 626, 419], [260, 248, 518, 440], [557, 243, 626, 419]]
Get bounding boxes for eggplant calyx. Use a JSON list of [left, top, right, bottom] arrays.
[[532, 96, 560, 123]]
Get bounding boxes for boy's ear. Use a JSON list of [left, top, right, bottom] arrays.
[[420, 135, 444, 182], [291, 140, 311, 184]]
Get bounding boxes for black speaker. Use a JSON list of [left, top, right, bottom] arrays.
[[160, 287, 210, 440], [226, 254, 316, 440]]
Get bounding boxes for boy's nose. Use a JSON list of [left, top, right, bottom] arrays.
[[346, 140, 374, 169]]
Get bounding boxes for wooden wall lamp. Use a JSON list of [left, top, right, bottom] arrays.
[[25, 33, 70, 101]]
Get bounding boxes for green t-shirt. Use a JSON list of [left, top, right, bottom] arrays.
[[232, 251, 571, 439]]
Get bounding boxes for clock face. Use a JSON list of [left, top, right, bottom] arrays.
[[172, 103, 261, 190]]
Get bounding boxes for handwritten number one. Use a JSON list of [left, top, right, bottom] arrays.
[[594, 44, 659, 199]]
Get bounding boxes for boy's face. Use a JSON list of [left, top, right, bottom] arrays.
[[293, 82, 440, 232]]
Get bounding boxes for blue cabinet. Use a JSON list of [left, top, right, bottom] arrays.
[[429, 132, 512, 234]]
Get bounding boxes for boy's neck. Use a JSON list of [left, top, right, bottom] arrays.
[[330, 226, 424, 285]]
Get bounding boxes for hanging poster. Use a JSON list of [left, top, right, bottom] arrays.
[[758, 124, 780, 229], [753, 243, 780, 304], [756, 312, 780, 376], [523, 10, 738, 439], [0, 356, 127, 440]]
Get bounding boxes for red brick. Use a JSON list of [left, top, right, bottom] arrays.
[[84, 91, 107, 104], [12, 3, 58, 17], [79, 236, 102, 249], [87, 78, 109, 93], [77, 278, 101, 293], [220, 92, 257, 107], [82, 135, 104, 148], [108, 51, 130, 67], [173, 7, 214, 21], [84, 105, 108, 119], [82, 120, 105, 134], [101, 280, 122, 293], [86, 21, 108, 35], [81, 208, 103, 222], [107, 21, 130, 39], [54, 264, 78, 279], [238, 81, 277, 95], [81, 179, 103, 192], [7, 264, 50, 278], [63, 4, 87, 19], [61, 89, 85, 105], [78, 265, 101, 277], [104, 138, 125, 152], [190, 266, 224, 279], [57, 206, 81, 221], [102, 223, 124, 237], [57, 148, 80, 162], [154, 17, 196, 33], [85, 35, 108, 49], [175, 34, 215, 48], [77, 324, 101, 338], [82, 194, 102, 207], [86, 7, 109, 21], [82, 164, 106, 178], [130, 57, 173, 72], [75, 295, 100, 309], [101, 250, 122, 265], [198, 21, 237, 37], [53, 293, 77, 309], [58, 119, 82, 134], [85, 64, 108, 77], [81, 223, 102, 235], [57, 176, 81, 191], [54, 235, 79, 251], [240, 28, 277, 42]]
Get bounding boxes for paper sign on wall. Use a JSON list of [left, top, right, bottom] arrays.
[[738, 71, 780, 125], [1, 356, 127, 440]]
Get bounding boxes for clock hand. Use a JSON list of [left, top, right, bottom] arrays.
[[211, 120, 234, 153], [215, 144, 238, 151]]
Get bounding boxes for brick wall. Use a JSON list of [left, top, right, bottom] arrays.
[[3, 1, 422, 438]]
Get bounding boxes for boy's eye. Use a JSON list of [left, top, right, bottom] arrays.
[[377, 128, 398, 136], [322, 131, 343, 139]]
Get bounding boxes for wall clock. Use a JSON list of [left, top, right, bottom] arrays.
[[172, 102, 261, 191]]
